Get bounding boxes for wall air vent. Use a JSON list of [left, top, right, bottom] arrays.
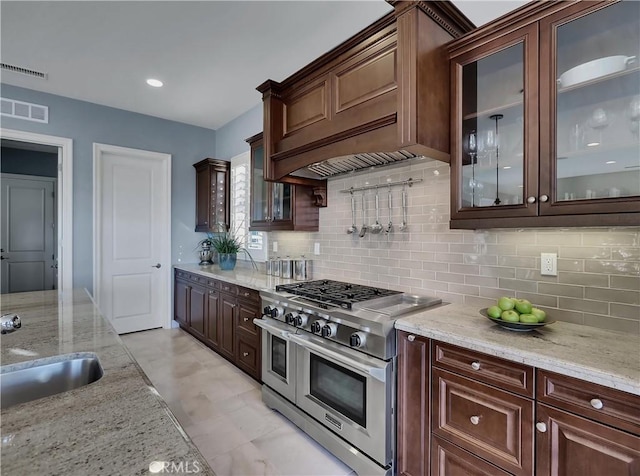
[[1, 63, 48, 79], [0, 98, 49, 123]]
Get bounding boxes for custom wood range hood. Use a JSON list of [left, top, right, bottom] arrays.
[[257, 0, 474, 192]]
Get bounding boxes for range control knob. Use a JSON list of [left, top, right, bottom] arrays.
[[269, 307, 284, 318], [349, 332, 366, 348], [311, 320, 326, 335], [295, 313, 309, 327], [321, 323, 338, 338], [263, 305, 272, 317], [284, 312, 297, 326]]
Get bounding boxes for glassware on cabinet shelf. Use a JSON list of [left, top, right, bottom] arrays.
[[628, 96, 640, 138]]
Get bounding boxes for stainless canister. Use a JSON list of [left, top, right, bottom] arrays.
[[281, 256, 293, 279], [265, 258, 272, 275], [294, 255, 312, 281], [271, 257, 282, 277]]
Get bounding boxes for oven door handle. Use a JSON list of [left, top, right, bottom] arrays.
[[287, 334, 387, 383], [253, 318, 291, 340]]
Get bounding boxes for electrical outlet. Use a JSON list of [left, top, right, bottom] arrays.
[[540, 252, 557, 276], [272, 241, 278, 253], [314, 243, 320, 255]]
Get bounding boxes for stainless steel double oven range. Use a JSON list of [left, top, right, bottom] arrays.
[[254, 280, 440, 475]]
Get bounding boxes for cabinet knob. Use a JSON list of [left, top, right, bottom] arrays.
[[204, 221, 208, 224], [536, 422, 547, 433], [527, 196, 536, 204], [243, 352, 249, 357], [243, 317, 249, 322], [590, 398, 604, 410], [471, 361, 481, 371], [470, 416, 480, 425], [243, 292, 250, 297], [540, 195, 549, 203], [407, 334, 416, 342], [209, 290, 214, 295]]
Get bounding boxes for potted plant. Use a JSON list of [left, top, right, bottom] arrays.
[[209, 229, 256, 271]]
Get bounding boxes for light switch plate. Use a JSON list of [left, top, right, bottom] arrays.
[[541, 252, 557, 276]]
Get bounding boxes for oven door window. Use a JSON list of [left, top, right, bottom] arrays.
[[271, 335, 287, 379], [309, 354, 366, 428]]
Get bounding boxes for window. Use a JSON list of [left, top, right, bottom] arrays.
[[230, 151, 267, 262]]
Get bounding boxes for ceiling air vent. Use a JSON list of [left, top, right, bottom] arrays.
[[0, 98, 49, 123], [1, 63, 48, 79]]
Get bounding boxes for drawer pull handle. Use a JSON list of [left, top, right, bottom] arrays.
[[243, 317, 249, 322], [471, 361, 481, 371], [470, 416, 480, 425], [243, 352, 249, 357], [590, 398, 604, 410], [536, 422, 547, 433], [407, 335, 416, 342]]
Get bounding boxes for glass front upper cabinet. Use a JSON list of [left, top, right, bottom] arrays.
[[552, 1, 640, 202], [251, 141, 268, 223], [461, 42, 526, 208]]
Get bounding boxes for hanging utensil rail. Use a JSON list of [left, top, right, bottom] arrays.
[[339, 177, 423, 194]]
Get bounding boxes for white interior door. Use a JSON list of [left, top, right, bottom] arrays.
[[95, 144, 171, 334], [1, 174, 56, 294]]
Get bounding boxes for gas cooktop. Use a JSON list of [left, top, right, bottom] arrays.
[[276, 279, 402, 310]]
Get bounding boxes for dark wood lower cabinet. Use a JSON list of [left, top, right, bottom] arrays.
[[431, 435, 512, 476], [219, 293, 236, 360], [174, 270, 261, 381], [536, 403, 640, 476], [397, 331, 430, 476], [398, 337, 640, 476]]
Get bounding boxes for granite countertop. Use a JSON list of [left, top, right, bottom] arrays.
[[396, 302, 640, 396], [174, 263, 298, 291], [0, 289, 214, 476]]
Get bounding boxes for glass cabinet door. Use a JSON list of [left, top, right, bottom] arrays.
[[251, 141, 269, 223], [543, 0, 640, 212], [452, 24, 538, 220], [271, 182, 292, 222]]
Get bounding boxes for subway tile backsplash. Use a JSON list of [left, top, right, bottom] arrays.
[[270, 159, 640, 335]]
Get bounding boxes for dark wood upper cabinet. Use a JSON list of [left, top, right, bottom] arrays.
[[247, 133, 320, 232], [193, 158, 230, 232], [449, 0, 640, 229]]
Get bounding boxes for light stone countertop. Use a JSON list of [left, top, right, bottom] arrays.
[[174, 263, 298, 291], [0, 289, 214, 476], [396, 302, 640, 396]]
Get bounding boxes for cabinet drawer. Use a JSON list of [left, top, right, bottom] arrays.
[[236, 332, 260, 380], [537, 370, 640, 436], [237, 286, 259, 303], [219, 282, 238, 295], [431, 435, 512, 476], [432, 368, 534, 476], [175, 270, 188, 279], [432, 341, 534, 398]]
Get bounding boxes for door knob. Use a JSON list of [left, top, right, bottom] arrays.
[[152, 263, 161, 269], [0, 256, 8, 260]]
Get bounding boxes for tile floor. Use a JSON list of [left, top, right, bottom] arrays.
[[122, 328, 355, 476]]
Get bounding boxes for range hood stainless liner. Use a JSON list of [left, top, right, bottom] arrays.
[[307, 150, 421, 178]]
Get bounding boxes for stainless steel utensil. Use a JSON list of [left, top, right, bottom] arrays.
[[347, 192, 358, 234], [359, 192, 368, 238], [384, 186, 393, 234], [399, 184, 408, 231], [370, 189, 383, 234]]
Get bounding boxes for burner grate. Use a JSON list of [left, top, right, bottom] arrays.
[[276, 280, 401, 310]]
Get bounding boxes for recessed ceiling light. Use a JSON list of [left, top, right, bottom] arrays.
[[503, 166, 512, 170], [586, 142, 600, 147], [605, 160, 616, 164], [146, 78, 163, 88]]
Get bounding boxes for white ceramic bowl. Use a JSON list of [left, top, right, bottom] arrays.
[[558, 55, 636, 88]]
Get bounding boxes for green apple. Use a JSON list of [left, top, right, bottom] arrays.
[[519, 313, 538, 324], [487, 305, 502, 319], [531, 308, 547, 322], [514, 299, 532, 314], [501, 310, 520, 322], [498, 296, 515, 311]]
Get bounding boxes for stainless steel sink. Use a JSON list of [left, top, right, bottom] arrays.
[[1, 353, 103, 409]]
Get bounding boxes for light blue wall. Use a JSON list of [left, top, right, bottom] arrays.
[[214, 103, 262, 160], [0, 84, 216, 292], [1, 147, 58, 177]]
